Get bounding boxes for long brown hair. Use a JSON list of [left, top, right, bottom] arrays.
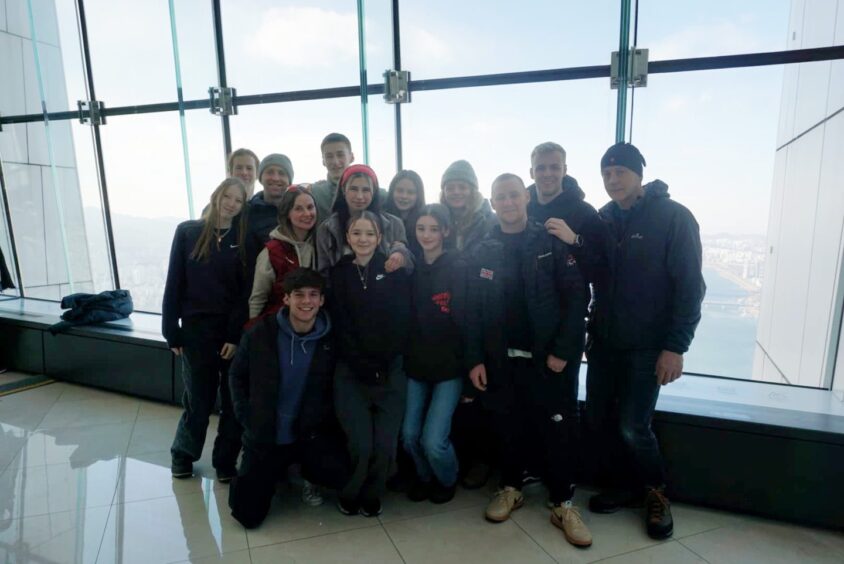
[[276, 185, 317, 241], [191, 178, 248, 264]]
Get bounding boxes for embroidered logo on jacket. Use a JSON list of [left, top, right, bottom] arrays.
[[480, 268, 494, 280], [376, 274, 385, 281], [432, 291, 452, 314], [631, 233, 644, 240], [566, 254, 577, 267]]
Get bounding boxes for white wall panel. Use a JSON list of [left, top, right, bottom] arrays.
[[768, 127, 824, 383], [3, 162, 47, 287]]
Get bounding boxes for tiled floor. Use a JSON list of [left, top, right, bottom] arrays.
[[1, 374, 842, 564]]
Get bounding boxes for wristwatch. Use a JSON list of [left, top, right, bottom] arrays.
[[572, 233, 584, 248]]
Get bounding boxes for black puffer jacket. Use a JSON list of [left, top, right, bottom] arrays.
[[589, 180, 706, 353], [228, 313, 337, 455], [465, 222, 589, 409], [406, 251, 468, 383]]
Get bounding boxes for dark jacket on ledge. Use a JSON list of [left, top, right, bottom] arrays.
[[589, 180, 706, 354]]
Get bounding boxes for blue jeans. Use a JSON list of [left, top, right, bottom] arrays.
[[402, 377, 462, 487]]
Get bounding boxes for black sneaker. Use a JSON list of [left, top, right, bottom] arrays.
[[171, 460, 193, 479], [645, 487, 673, 539], [337, 498, 359, 516], [359, 499, 382, 517], [588, 489, 644, 513], [406, 477, 431, 502], [429, 481, 456, 505]]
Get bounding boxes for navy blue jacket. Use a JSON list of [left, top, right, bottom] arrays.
[[161, 220, 248, 348], [465, 222, 589, 409], [588, 180, 706, 353]]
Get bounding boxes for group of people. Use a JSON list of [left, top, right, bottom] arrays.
[[161, 133, 706, 549]]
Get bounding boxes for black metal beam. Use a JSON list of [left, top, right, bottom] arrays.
[[76, 0, 121, 289], [391, 0, 403, 172], [211, 0, 232, 159]]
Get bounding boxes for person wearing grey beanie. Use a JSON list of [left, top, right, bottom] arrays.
[[439, 160, 496, 254], [256, 153, 295, 206]]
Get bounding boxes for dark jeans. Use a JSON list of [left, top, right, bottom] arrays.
[[584, 339, 666, 490], [171, 315, 242, 472], [228, 437, 349, 529], [492, 357, 581, 504], [334, 358, 407, 503]]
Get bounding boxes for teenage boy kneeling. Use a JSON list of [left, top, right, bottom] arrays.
[[228, 268, 349, 529]]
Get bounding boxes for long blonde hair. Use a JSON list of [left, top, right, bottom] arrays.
[[191, 178, 248, 264]]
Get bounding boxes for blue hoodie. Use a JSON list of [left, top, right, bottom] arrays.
[[275, 307, 331, 445]]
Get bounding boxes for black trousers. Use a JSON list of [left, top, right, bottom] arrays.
[[170, 314, 242, 472], [451, 396, 496, 477], [584, 339, 666, 490], [229, 436, 349, 529], [492, 357, 581, 504]]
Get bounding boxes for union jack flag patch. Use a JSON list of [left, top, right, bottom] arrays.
[[480, 268, 494, 280]]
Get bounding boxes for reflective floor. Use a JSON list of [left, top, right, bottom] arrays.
[[1, 373, 842, 564]]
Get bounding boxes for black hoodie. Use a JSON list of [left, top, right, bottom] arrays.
[[527, 174, 603, 244], [406, 251, 468, 383], [590, 180, 706, 354]]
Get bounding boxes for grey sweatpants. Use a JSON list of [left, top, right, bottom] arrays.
[[334, 358, 407, 503]]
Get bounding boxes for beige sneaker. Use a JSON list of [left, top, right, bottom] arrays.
[[551, 501, 593, 547], [485, 486, 525, 522]]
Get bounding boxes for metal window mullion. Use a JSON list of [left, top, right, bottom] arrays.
[[212, 0, 232, 163], [0, 163, 25, 295], [391, 0, 403, 172], [356, 0, 370, 164], [615, 0, 632, 143], [76, 0, 121, 290]]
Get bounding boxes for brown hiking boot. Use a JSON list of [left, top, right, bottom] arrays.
[[551, 501, 593, 547], [645, 487, 673, 539], [485, 486, 524, 522]]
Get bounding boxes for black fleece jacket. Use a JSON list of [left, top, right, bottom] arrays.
[[161, 220, 248, 348], [588, 180, 706, 353], [329, 251, 412, 384], [406, 251, 468, 383]]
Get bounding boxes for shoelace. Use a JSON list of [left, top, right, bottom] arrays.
[[647, 490, 669, 518]]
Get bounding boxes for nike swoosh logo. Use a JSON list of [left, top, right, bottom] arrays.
[[230, 244, 239, 248]]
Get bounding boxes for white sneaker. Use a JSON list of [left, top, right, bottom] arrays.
[[302, 480, 324, 506]]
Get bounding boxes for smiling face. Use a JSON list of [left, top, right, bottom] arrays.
[[415, 214, 447, 254], [260, 165, 290, 203], [322, 141, 354, 184], [344, 175, 374, 212], [530, 150, 566, 200], [443, 181, 472, 212], [491, 177, 529, 228], [288, 192, 317, 234], [218, 184, 245, 221], [347, 217, 381, 261], [602, 165, 643, 209], [392, 178, 418, 212], [283, 286, 324, 327], [230, 155, 257, 188]]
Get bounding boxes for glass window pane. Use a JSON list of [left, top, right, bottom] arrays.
[[229, 98, 363, 186], [85, 0, 216, 106], [221, 0, 361, 95], [630, 67, 785, 384], [637, 0, 795, 60], [100, 113, 191, 313], [401, 81, 616, 206], [400, 1, 620, 80]]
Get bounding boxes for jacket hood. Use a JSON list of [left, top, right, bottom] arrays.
[[419, 249, 458, 272], [269, 226, 313, 245], [250, 191, 277, 207], [528, 174, 585, 206]]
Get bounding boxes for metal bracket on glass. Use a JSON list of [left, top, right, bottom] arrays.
[[78, 100, 106, 125], [383, 70, 411, 104], [209, 86, 237, 116], [610, 48, 649, 89]]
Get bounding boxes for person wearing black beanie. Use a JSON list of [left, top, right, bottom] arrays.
[[576, 142, 706, 541]]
